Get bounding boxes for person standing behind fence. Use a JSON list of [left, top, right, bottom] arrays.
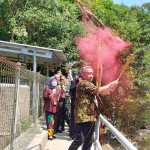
[[43, 76, 64, 140]]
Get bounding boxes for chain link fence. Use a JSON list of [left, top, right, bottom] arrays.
[[0, 57, 49, 150]]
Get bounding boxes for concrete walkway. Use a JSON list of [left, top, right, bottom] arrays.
[[26, 123, 109, 150], [43, 125, 97, 150], [43, 126, 111, 150], [44, 125, 74, 150]]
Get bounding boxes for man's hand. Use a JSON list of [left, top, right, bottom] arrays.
[[109, 80, 118, 92], [98, 80, 118, 96]]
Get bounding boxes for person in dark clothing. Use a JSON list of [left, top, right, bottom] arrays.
[[69, 72, 79, 139], [60, 75, 71, 131], [56, 75, 70, 132], [54, 74, 63, 133]]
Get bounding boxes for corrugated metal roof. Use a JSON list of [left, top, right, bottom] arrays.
[[0, 40, 66, 66]]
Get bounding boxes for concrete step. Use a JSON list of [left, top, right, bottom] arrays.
[[25, 128, 48, 150]]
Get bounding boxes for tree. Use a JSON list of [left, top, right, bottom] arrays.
[[76, 0, 150, 133], [8, 0, 83, 62], [1, 0, 150, 134]]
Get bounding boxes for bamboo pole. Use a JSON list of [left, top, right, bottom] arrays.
[[118, 54, 134, 80], [96, 64, 99, 87], [97, 63, 103, 146], [74, 0, 105, 29]]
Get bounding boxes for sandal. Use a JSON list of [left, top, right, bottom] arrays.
[[48, 136, 53, 140]]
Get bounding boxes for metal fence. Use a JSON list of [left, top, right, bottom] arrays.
[[0, 57, 49, 150], [94, 115, 138, 150]]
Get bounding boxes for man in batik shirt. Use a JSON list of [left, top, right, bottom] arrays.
[[68, 66, 118, 150]]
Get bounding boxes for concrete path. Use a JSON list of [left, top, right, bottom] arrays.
[[25, 125, 109, 150], [43, 126, 81, 150], [26, 122, 106, 150]]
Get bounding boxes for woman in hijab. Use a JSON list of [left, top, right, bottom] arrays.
[[43, 76, 63, 140]]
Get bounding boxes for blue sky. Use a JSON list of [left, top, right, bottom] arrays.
[[113, 0, 150, 7]]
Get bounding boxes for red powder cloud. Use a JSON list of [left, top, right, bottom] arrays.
[[76, 18, 132, 84]]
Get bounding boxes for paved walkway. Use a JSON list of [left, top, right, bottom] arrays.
[[43, 126, 111, 150], [26, 118, 109, 150], [43, 125, 81, 150], [26, 125, 110, 150]]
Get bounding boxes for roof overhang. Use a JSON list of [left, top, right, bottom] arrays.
[[0, 40, 66, 67]]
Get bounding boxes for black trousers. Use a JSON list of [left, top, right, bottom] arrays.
[[54, 112, 59, 132], [60, 103, 65, 130], [70, 106, 77, 138], [68, 121, 95, 150], [56, 105, 62, 131], [56, 102, 65, 130]]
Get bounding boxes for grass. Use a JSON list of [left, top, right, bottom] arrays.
[[21, 120, 30, 132]]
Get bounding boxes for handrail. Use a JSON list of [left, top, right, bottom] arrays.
[[99, 114, 138, 150], [95, 116, 103, 150]]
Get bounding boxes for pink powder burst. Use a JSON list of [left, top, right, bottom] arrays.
[[76, 18, 132, 84]]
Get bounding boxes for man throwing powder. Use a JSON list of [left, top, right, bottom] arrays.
[[68, 66, 118, 150]]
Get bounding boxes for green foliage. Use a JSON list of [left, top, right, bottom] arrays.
[[1, 0, 150, 133], [142, 2, 150, 12], [80, 0, 150, 133], [8, 0, 83, 62], [21, 120, 30, 132]]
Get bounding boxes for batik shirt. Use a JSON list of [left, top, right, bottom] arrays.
[[74, 80, 99, 123]]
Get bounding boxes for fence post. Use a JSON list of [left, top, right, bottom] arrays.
[[36, 75, 40, 120], [95, 116, 100, 140], [95, 117, 102, 150], [42, 82, 46, 116], [32, 73, 37, 124], [33, 51, 37, 124], [11, 67, 20, 150]]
